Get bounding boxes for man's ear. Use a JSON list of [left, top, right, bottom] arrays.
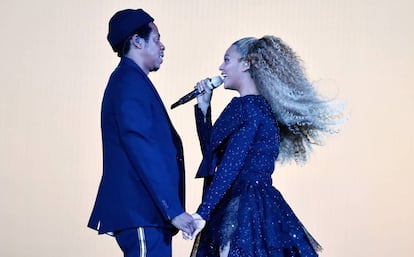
[[132, 35, 144, 48]]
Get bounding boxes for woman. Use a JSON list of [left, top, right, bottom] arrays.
[[189, 36, 343, 257]]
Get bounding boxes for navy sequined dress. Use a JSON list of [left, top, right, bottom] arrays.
[[191, 95, 321, 257]]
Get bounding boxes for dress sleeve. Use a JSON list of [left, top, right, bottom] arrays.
[[195, 105, 212, 156], [196, 103, 259, 220]]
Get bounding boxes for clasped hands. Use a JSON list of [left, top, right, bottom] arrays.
[[171, 212, 206, 240]]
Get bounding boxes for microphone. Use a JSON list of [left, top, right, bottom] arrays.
[[170, 76, 223, 109]]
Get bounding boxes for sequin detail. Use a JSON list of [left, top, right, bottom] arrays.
[[192, 95, 321, 257]]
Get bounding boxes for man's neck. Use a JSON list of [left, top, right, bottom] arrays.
[[125, 53, 149, 75]]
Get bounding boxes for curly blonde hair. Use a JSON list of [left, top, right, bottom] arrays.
[[232, 36, 343, 164]]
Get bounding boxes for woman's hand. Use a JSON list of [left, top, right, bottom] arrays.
[[195, 78, 213, 110], [182, 213, 206, 240]]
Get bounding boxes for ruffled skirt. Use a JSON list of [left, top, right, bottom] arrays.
[[191, 175, 322, 257]]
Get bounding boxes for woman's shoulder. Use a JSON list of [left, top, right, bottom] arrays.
[[227, 95, 263, 109], [220, 95, 270, 122], [239, 95, 270, 116], [219, 97, 244, 121]]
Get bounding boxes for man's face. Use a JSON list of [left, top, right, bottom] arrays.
[[141, 22, 165, 73]]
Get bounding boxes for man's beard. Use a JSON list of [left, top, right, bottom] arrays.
[[150, 66, 160, 72]]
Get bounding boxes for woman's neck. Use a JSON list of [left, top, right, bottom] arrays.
[[238, 80, 259, 96]]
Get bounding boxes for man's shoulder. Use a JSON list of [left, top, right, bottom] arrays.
[[109, 63, 148, 87], [115, 59, 145, 77]]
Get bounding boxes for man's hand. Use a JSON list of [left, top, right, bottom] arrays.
[[171, 212, 194, 235]]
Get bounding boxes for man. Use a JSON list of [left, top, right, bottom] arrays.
[[88, 8, 194, 257]]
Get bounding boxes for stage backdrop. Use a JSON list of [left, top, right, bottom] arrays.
[[0, 0, 413, 256]]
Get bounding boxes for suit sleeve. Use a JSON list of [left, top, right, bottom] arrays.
[[115, 75, 184, 221]]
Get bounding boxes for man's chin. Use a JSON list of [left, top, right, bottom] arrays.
[[150, 66, 160, 72]]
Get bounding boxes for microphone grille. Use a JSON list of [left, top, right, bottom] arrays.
[[210, 76, 223, 88]]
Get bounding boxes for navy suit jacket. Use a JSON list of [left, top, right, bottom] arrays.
[[88, 57, 185, 235]]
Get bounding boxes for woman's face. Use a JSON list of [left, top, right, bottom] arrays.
[[219, 45, 245, 91]]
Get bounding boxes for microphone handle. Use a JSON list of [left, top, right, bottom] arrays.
[[170, 89, 200, 109], [171, 76, 222, 109]]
